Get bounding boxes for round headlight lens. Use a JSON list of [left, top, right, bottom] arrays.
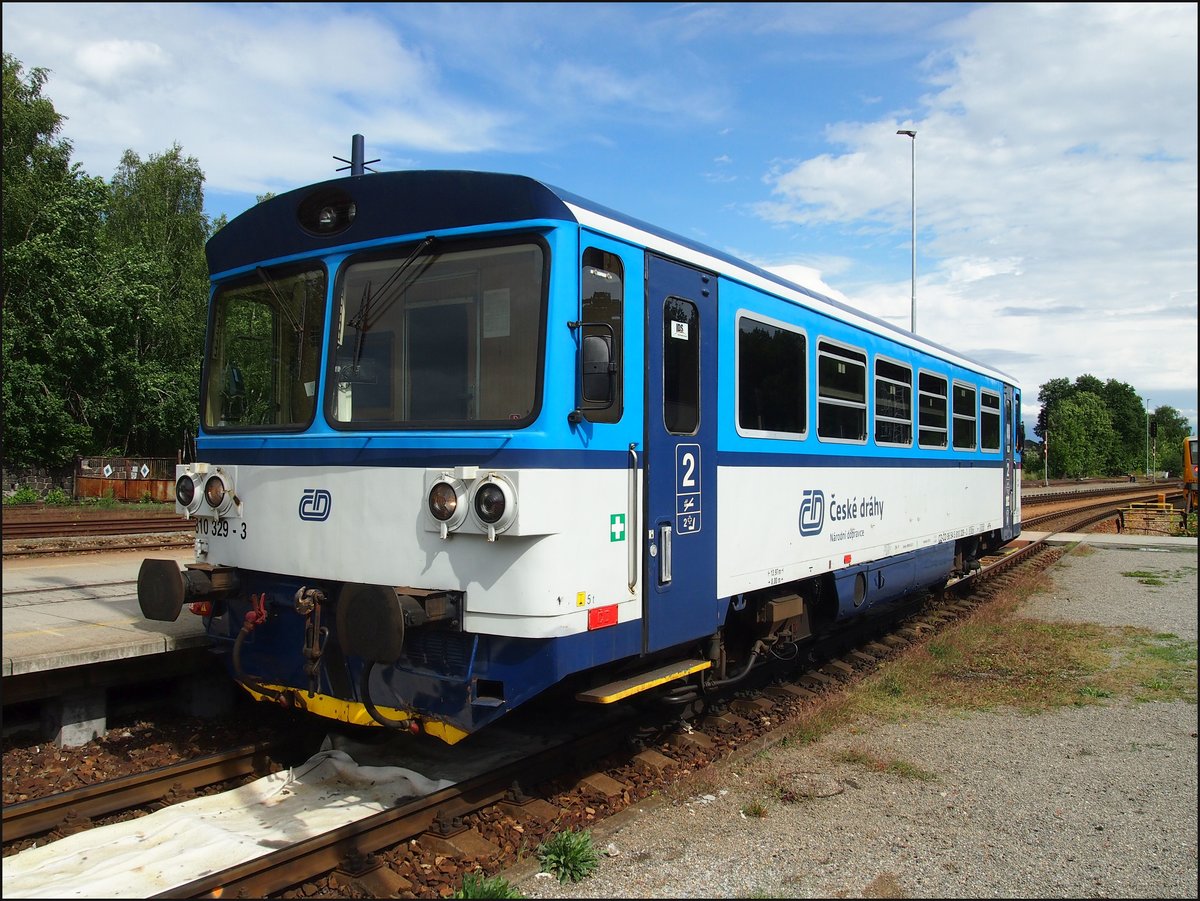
[[176, 475, 196, 506], [428, 482, 459, 522], [474, 483, 507, 524], [204, 475, 226, 509]]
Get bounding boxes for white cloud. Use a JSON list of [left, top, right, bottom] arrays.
[[75, 38, 168, 83], [756, 3, 1197, 420], [763, 263, 853, 305], [2, 3, 510, 195]]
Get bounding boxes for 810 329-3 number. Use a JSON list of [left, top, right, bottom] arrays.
[[195, 519, 246, 539]]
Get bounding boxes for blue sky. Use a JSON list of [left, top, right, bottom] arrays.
[[4, 2, 1197, 438]]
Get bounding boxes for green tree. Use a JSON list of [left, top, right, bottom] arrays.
[[1102, 379, 1146, 476], [2, 53, 74, 247], [3, 54, 213, 466], [1035, 377, 1072, 442], [2, 54, 111, 465], [1048, 391, 1112, 479], [1151, 405, 1190, 477], [100, 145, 211, 456], [1073, 373, 1105, 398]]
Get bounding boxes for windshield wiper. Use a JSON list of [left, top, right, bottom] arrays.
[[348, 236, 437, 354], [256, 266, 307, 373]]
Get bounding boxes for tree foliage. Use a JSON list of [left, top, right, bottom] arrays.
[[1048, 392, 1112, 479], [1152, 405, 1191, 477], [2, 54, 211, 466], [1034, 371, 1190, 479]]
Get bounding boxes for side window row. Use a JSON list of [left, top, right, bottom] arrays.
[[737, 314, 1002, 452]]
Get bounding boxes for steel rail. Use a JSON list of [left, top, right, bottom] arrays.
[[156, 725, 631, 899], [3, 516, 193, 539], [3, 741, 278, 842]]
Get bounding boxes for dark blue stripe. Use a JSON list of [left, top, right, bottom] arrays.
[[199, 444, 1004, 470]]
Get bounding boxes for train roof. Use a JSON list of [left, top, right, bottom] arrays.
[[208, 170, 1017, 385]]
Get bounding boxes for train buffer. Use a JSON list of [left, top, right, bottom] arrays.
[[1118, 501, 1186, 536]]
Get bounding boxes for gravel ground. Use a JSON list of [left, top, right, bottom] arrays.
[[510, 540, 1199, 899]]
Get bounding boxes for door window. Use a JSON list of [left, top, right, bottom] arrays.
[[662, 297, 699, 435]]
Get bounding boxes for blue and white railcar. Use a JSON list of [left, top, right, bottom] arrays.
[[139, 162, 1022, 744]]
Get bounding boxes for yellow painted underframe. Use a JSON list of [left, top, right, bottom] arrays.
[[239, 682, 469, 745]]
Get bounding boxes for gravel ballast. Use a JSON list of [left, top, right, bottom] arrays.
[[512, 540, 1198, 899]]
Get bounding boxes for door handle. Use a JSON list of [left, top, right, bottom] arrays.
[[659, 523, 673, 584]]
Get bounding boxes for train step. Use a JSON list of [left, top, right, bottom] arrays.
[[575, 659, 712, 705]]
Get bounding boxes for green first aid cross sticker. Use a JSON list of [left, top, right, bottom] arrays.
[[610, 514, 626, 542]]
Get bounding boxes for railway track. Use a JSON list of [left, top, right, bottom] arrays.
[[2, 514, 193, 540], [1, 493, 1185, 897], [2, 526, 1079, 898], [2, 742, 280, 844]]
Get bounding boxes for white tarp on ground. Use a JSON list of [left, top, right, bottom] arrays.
[[2, 746, 456, 899]]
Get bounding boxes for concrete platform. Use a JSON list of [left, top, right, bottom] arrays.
[[2, 546, 224, 745], [2, 546, 205, 679], [1020, 530, 1197, 549]]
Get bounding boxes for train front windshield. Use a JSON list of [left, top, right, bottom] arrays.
[[328, 241, 546, 428], [202, 241, 547, 433], [204, 267, 327, 429]]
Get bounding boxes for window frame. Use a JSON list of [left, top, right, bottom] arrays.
[[324, 234, 550, 431], [917, 369, 949, 450], [816, 337, 868, 445], [873, 355, 913, 448], [734, 311, 808, 440], [662, 295, 701, 436], [579, 247, 625, 424], [980, 389, 1001, 452], [952, 380, 978, 451]]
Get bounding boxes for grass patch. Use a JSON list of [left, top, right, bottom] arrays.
[[828, 576, 1196, 727], [537, 828, 599, 884], [759, 565, 1195, 761], [833, 748, 939, 782], [1122, 570, 1166, 586], [741, 799, 769, 818], [454, 871, 524, 899]]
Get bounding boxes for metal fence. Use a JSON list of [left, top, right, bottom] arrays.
[[75, 456, 178, 503]]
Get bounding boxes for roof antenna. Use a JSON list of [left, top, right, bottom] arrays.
[[334, 134, 380, 176]]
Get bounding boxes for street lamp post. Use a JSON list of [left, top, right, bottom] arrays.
[[897, 129, 916, 333], [1144, 397, 1150, 480]]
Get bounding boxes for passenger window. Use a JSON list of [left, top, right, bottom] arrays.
[[874, 359, 912, 446], [918, 372, 948, 448], [817, 340, 867, 442], [980, 391, 1001, 452], [581, 248, 623, 423], [737, 316, 806, 436], [953, 382, 977, 450], [663, 297, 699, 434]]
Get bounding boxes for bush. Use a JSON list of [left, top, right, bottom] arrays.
[[44, 487, 73, 506], [453, 871, 523, 899], [537, 828, 599, 884], [2, 486, 40, 505]]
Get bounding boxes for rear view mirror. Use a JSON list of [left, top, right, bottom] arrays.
[[582, 334, 615, 405]]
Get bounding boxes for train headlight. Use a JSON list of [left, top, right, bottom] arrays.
[[427, 477, 468, 538], [297, 187, 356, 236], [203, 472, 237, 518], [175, 473, 203, 516], [470, 474, 517, 541]]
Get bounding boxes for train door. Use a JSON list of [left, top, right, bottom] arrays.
[[1002, 385, 1019, 538], [643, 254, 720, 652]]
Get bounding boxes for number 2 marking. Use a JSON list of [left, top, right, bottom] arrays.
[[680, 451, 696, 488]]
